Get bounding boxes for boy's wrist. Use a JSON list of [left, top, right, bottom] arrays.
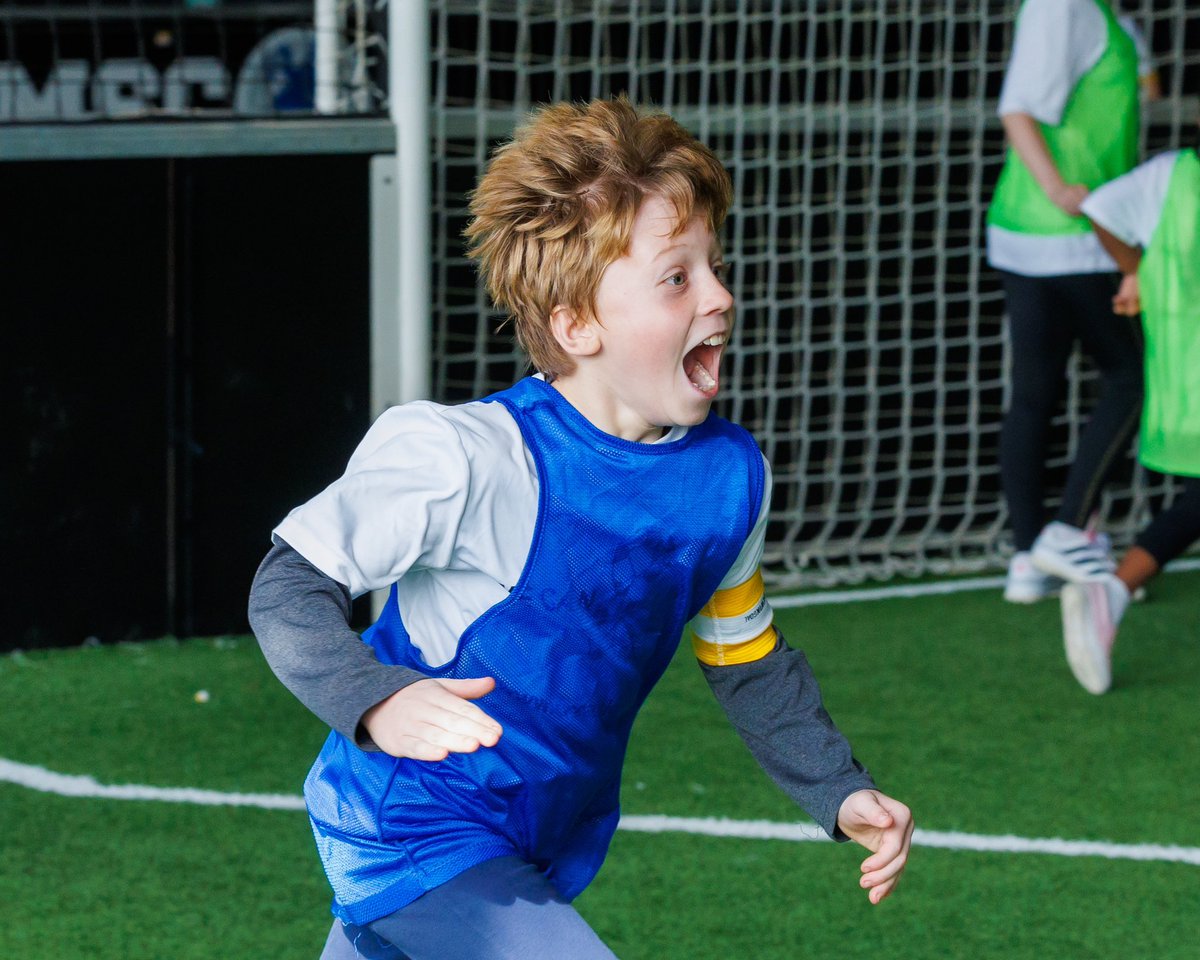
[[829, 779, 880, 841], [351, 670, 430, 750]]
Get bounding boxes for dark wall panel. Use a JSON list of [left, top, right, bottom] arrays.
[[2, 160, 170, 647], [2, 153, 372, 649], [183, 155, 371, 637]]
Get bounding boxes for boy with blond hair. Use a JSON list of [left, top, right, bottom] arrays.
[[249, 97, 912, 960]]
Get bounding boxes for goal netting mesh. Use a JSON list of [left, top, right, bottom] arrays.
[[6, 1, 1196, 589], [427, 0, 1200, 588]]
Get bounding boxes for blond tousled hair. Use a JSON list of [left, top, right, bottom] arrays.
[[464, 97, 733, 378]]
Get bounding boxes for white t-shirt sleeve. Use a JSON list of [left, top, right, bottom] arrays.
[[274, 402, 473, 597], [716, 453, 773, 590], [998, 0, 1108, 125], [1080, 150, 1179, 248]]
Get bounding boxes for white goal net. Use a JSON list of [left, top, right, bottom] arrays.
[[425, 0, 1200, 588]]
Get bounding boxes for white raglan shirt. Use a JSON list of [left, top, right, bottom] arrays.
[[988, 0, 1127, 276], [276, 388, 772, 668], [1079, 149, 1178, 248]]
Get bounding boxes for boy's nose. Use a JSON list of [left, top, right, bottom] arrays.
[[704, 273, 734, 315]]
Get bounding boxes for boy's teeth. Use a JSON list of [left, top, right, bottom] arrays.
[[692, 365, 716, 390], [701, 334, 726, 346]]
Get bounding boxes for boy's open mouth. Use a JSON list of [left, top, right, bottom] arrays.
[[683, 334, 726, 397]]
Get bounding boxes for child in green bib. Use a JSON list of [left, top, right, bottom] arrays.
[[1056, 146, 1200, 694], [986, 0, 1146, 606]]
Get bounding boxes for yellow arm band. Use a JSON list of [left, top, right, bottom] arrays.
[[691, 569, 777, 666], [691, 624, 778, 666]]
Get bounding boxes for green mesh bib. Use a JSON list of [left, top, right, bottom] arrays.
[[1135, 150, 1200, 477], [987, 0, 1139, 236]]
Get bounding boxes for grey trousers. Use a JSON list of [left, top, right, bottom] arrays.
[[318, 856, 619, 960]]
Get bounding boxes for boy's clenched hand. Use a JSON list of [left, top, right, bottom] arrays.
[[836, 789, 914, 904], [362, 678, 503, 761], [1112, 273, 1141, 316]]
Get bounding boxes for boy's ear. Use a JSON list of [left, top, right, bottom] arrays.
[[549, 304, 601, 358]]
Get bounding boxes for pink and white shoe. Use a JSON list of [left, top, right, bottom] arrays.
[[1059, 574, 1130, 694]]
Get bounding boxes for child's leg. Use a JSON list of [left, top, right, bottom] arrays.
[[367, 856, 618, 960], [320, 919, 409, 960], [998, 271, 1076, 550], [1126, 476, 1200, 588], [1056, 273, 1143, 530]]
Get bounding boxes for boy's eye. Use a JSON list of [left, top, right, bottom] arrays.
[[665, 272, 686, 287], [713, 262, 730, 283]]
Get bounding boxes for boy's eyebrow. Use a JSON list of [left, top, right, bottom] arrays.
[[651, 241, 688, 261], [651, 240, 723, 262]]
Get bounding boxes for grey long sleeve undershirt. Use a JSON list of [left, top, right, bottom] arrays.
[[248, 539, 428, 748], [248, 540, 875, 839], [699, 640, 875, 840]]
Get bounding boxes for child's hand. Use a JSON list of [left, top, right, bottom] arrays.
[[1112, 273, 1140, 316], [1049, 183, 1089, 217], [836, 789, 914, 905], [362, 677, 503, 761]]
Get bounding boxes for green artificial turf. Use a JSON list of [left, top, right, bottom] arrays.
[[1, 571, 1197, 958]]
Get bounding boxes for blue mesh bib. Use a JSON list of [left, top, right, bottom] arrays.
[[305, 376, 764, 924]]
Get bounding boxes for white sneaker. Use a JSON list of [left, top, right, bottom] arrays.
[[1090, 531, 1146, 600], [1031, 521, 1117, 583], [1059, 575, 1130, 694], [1004, 551, 1063, 603]]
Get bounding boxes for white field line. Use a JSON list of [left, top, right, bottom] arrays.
[[769, 556, 1200, 608], [621, 816, 1200, 865], [0, 757, 306, 811], [4, 757, 1199, 866]]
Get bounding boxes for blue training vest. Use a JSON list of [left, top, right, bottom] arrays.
[[304, 376, 764, 924]]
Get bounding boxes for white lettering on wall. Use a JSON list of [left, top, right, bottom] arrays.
[[162, 58, 230, 112], [0, 62, 89, 120], [91, 59, 163, 117], [0, 57, 234, 120]]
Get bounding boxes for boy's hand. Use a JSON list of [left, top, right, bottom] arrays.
[[836, 789, 914, 905], [362, 677, 503, 761], [1112, 273, 1140, 316]]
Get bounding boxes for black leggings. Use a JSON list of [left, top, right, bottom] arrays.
[[1136, 475, 1200, 568], [998, 271, 1144, 550]]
